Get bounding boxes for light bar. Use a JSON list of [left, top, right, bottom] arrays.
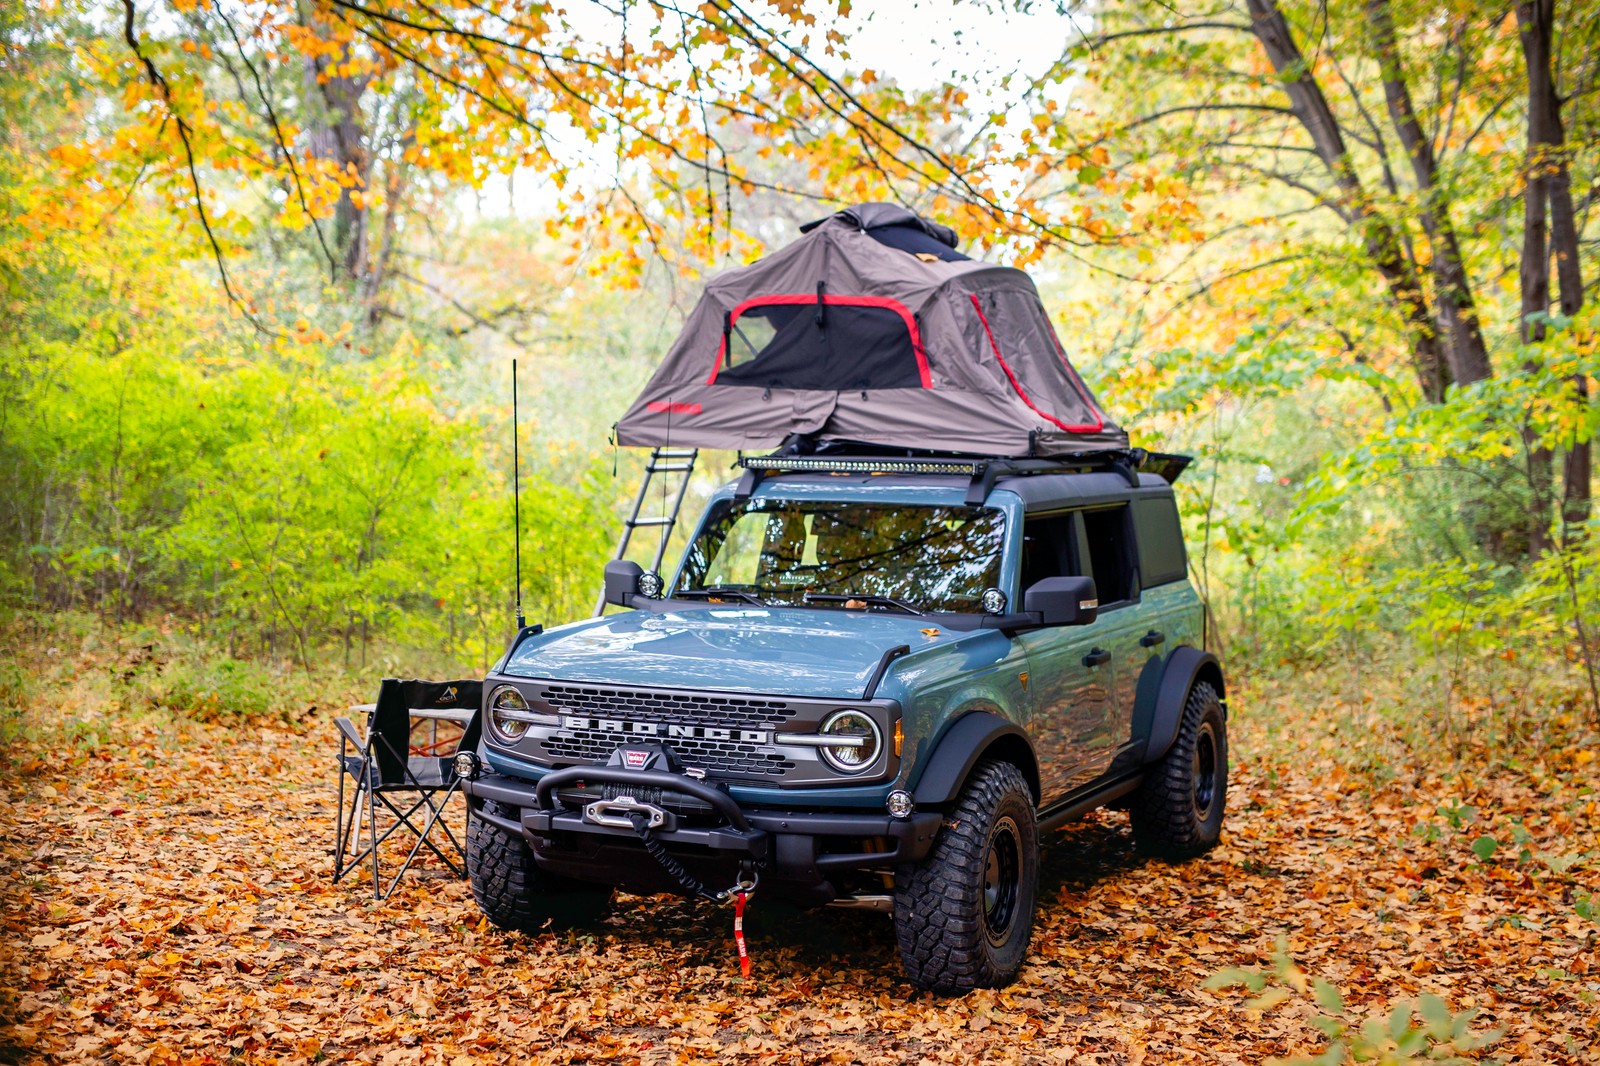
[[738, 456, 986, 476]]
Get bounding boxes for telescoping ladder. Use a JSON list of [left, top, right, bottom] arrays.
[[595, 447, 699, 616]]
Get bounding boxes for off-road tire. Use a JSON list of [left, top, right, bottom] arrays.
[[1130, 680, 1228, 860], [893, 760, 1039, 992], [467, 801, 612, 931]]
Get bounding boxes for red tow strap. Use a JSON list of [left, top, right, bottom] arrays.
[[733, 891, 751, 977]]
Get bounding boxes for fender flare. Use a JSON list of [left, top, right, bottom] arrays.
[[1137, 646, 1226, 765], [910, 711, 1040, 807]]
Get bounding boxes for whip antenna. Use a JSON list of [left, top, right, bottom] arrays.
[[512, 358, 525, 630]]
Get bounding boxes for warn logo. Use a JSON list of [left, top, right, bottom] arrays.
[[622, 749, 652, 769], [561, 716, 772, 745]]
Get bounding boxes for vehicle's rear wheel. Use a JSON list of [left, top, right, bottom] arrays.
[[467, 801, 613, 931], [1130, 680, 1228, 859], [892, 760, 1039, 992]]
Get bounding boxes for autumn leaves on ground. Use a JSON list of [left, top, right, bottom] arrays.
[[2, 627, 1595, 1065]]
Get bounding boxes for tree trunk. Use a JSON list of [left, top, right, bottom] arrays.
[[1367, 0, 1493, 388], [301, 26, 371, 278], [1515, 0, 1590, 552], [1245, 0, 1452, 402], [1518, 0, 1592, 529]]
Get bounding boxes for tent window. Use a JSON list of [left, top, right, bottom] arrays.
[[711, 295, 931, 390]]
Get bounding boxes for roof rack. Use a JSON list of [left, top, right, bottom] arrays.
[[734, 447, 1189, 505]]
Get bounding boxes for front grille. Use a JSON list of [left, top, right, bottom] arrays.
[[534, 684, 800, 778], [537, 684, 796, 726]]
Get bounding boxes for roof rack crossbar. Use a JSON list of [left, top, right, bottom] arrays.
[[733, 448, 1155, 503]]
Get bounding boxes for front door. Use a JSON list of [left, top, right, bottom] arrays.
[[1016, 512, 1119, 807]]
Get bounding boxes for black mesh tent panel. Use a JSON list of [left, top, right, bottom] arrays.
[[712, 296, 929, 391]]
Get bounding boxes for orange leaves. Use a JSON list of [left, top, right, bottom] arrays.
[[6, 649, 1599, 1066]]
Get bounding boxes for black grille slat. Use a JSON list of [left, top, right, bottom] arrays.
[[542, 731, 793, 776], [537, 684, 797, 727], [534, 684, 800, 778]]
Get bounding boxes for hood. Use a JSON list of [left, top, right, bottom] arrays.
[[500, 605, 963, 699]]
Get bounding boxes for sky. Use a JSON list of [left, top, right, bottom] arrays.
[[472, 0, 1074, 218]]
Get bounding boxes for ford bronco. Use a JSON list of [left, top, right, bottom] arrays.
[[459, 450, 1227, 991]]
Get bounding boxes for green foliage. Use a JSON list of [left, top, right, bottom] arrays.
[[1206, 941, 1501, 1065]]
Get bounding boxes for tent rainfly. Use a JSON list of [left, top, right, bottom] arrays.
[[615, 203, 1127, 457]]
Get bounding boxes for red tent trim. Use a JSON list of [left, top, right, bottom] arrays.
[[971, 295, 1104, 435]]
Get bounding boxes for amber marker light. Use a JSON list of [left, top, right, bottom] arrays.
[[893, 719, 903, 757]]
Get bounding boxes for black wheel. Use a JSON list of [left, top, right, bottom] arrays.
[[1130, 680, 1228, 860], [893, 760, 1039, 992], [467, 801, 613, 931]]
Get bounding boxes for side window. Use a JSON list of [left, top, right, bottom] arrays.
[[1132, 496, 1187, 588], [1079, 505, 1137, 606], [1020, 513, 1076, 591]]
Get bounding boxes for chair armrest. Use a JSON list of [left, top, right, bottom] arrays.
[[334, 716, 366, 748]]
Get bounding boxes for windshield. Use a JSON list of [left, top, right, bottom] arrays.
[[676, 499, 1005, 613]]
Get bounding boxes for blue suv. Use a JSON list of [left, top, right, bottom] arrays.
[[461, 451, 1227, 991]]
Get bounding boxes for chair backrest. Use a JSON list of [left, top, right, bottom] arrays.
[[369, 677, 486, 784]]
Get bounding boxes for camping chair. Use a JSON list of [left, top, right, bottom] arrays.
[[333, 678, 483, 900]]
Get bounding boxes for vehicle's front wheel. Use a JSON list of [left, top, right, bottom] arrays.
[[893, 760, 1039, 992], [1130, 680, 1228, 859], [467, 801, 613, 931]]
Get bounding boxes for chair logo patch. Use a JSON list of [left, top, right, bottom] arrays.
[[439, 685, 457, 702]]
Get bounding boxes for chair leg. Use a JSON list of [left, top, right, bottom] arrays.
[[380, 789, 459, 900], [333, 755, 349, 882], [368, 777, 382, 899], [334, 750, 374, 884], [372, 789, 464, 873]]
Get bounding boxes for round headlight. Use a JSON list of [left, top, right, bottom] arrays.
[[818, 709, 882, 773], [488, 684, 531, 742]]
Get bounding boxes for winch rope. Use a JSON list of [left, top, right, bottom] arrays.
[[626, 811, 758, 978], [628, 811, 716, 901]]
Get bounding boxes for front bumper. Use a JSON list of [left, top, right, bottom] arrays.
[[464, 768, 942, 902]]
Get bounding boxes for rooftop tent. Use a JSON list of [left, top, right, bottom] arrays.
[[615, 203, 1127, 457]]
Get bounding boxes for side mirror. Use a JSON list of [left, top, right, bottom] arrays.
[[1023, 575, 1099, 627], [603, 560, 644, 608]]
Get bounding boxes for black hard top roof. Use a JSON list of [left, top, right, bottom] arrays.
[[733, 468, 1172, 510]]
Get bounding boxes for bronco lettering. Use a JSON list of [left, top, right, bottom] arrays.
[[559, 715, 773, 745]]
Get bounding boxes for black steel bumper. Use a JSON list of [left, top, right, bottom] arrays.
[[464, 768, 942, 896]]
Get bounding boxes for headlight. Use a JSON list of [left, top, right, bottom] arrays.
[[488, 684, 531, 742], [818, 709, 882, 773]]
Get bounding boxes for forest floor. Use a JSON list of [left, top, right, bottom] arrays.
[[2, 637, 1598, 1064]]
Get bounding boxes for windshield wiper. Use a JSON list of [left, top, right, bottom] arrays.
[[802, 591, 925, 616], [677, 585, 770, 606]]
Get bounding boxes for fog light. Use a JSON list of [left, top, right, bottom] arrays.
[[981, 587, 1007, 614], [638, 570, 665, 598], [452, 751, 480, 780], [886, 790, 914, 819]]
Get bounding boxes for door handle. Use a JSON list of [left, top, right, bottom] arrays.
[[1082, 647, 1111, 668], [1139, 630, 1166, 648]]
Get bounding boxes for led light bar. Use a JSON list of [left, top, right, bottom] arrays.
[[738, 456, 986, 476]]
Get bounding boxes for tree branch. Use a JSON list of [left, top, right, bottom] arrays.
[[119, 0, 267, 332]]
